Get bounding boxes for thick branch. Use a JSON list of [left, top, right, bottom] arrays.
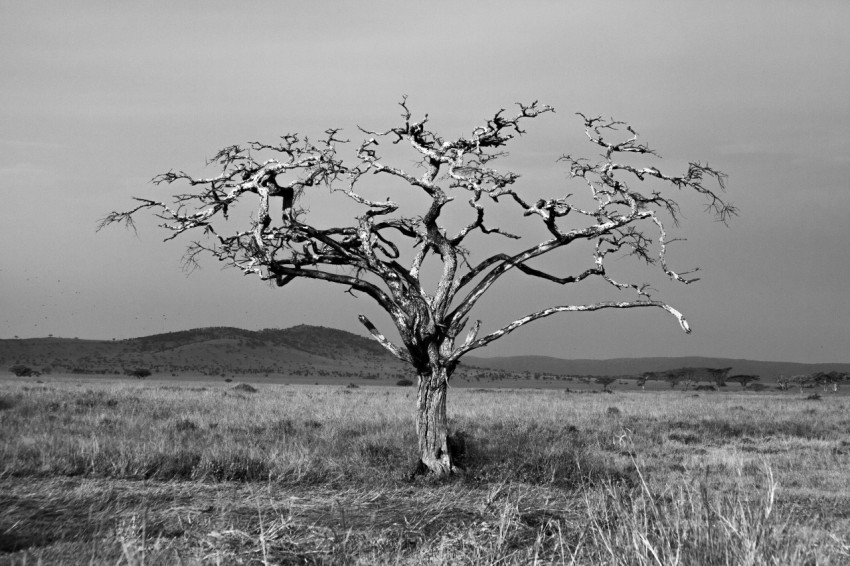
[[358, 314, 413, 364], [448, 300, 690, 363]]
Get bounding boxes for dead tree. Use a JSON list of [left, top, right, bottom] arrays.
[[100, 99, 733, 476]]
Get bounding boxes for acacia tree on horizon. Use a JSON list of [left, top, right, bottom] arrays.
[[101, 99, 734, 476]]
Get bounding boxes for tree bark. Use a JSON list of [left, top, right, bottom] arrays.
[[415, 366, 454, 477]]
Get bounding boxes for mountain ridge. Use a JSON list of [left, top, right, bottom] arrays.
[[463, 354, 850, 380]]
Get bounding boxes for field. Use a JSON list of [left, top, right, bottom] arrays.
[[1, 375, 849, 565]]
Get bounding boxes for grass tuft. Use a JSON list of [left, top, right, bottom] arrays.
[[606, 406, 622, 417], [584, 463, 827, 565]]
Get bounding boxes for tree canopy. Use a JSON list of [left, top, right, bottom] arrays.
[[101, 99, 733, 475]]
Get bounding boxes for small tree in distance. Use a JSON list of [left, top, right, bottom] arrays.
[[594, 376, 617, 393], [100, 99, 733, 477], [727, 374, 760, 388]]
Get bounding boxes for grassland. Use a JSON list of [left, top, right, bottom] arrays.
[[1, 375, 849, 564]]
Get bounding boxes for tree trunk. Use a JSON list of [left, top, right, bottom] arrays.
[[415, 366, 454, 477]]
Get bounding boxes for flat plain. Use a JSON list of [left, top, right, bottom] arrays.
[[1, 374, 849, 565]]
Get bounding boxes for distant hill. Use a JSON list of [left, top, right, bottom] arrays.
[[2, 325, 847, 383], [0, 325, 403, 380], [464, 355, 850, 381], [127, 325, 390, 359]]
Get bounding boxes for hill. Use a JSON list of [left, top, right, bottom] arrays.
[[3, 325, 848, 383], [0, 325, 405, 381], [464, 355, 850, 381]]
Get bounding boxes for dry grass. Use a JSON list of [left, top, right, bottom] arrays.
[[1, 376, 849, 564]]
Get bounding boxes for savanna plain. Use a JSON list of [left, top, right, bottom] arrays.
[[1, 375, 849, 565]]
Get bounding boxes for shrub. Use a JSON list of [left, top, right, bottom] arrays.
[[0, 396, 16, 411], [9, 365, 35, 377], [127, 368, 151, 379], [585, 465, 816, 565], [396, 379, 414, 387], [173, 418, 198, 432]]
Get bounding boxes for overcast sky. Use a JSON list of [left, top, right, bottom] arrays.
[[2, 1, 848, 363]]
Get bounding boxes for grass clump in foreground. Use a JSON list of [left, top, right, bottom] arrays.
[[0, 377, 849, 564], [585, 463, 824, 565]]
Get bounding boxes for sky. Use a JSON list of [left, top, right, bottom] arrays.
[[1, 1, 849, 363]]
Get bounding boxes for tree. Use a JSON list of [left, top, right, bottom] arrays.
[[100, 99, 733, 476], [675, 366, 732, 388], [650, 366, 732, 390], [727, 374, 760, 388], [594, 376, 617, 393], [664, 369, 689, 390], [705, 367, 732, 387], [790, 374, 813, 393], [811, 371, 848, 393]]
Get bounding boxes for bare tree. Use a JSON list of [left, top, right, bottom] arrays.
[[100, 99, 733, 476]]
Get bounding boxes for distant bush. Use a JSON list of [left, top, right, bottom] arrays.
[[0, 396, 15, 411], [232, 383, 258, 393], [9, 364, 37, 377], [127, 368, 151, 379], [396, 379, 414, 387]]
